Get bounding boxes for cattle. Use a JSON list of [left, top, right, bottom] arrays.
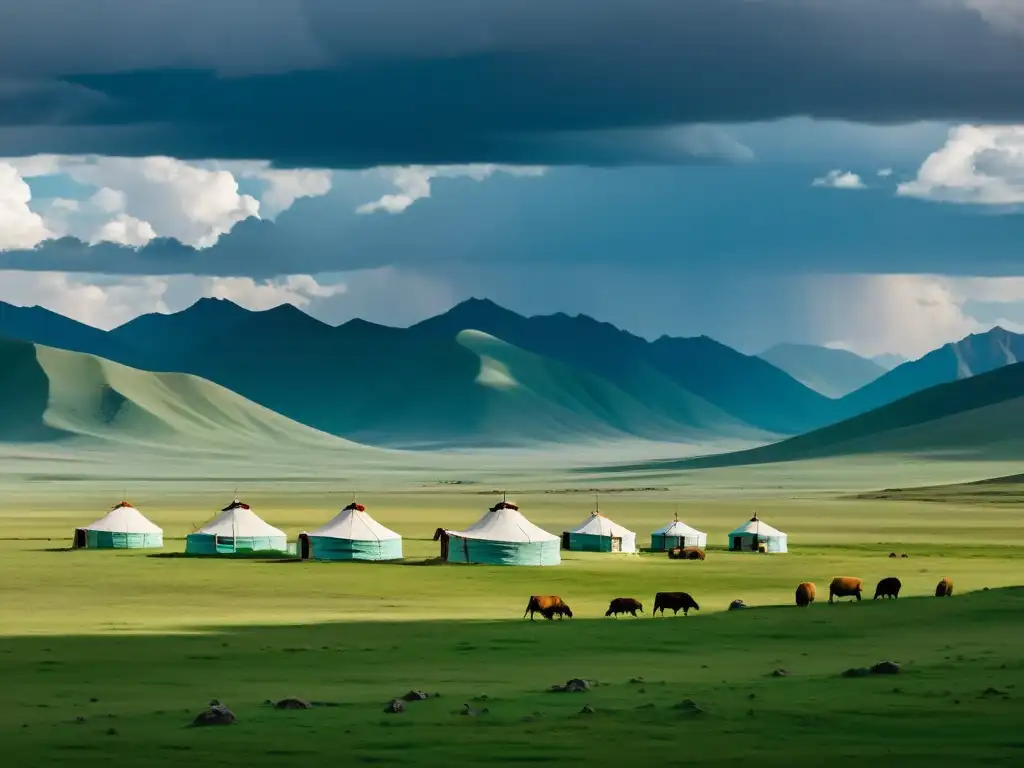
[[605, 597, 643, 617], [668, 547, 706, 561], [935, 577, 954, 597], [829, 577, 863, 603], [795, 581, 816, 607], [873, 577, 902, 600], [652, 592, 699, 616], [524, 595, 573, 621]]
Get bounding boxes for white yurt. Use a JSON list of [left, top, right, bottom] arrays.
[[299, 502, 402, 561], [728, 514, 788, 554], [563, 510, 637, 553], [650, 515, 707, 551], [434, 499, 560, 566], [73, 501, 163, 549], [185, 499, 288, 555]]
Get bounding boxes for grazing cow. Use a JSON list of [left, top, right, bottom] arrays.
[[668, 547, 706, 560], [605, 597, 643, 617], [829, 577, 863, 603], [795, 582, 816, 607], [889, 552, 897, 558], [652, 592, 700, 616], [935, 577, 954, 597], [874, 577, 902, 600], [524, 595, 573, 621]]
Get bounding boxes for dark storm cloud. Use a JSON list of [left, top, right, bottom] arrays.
[[1, 1, 1023, 167], [5, 166, 1024, 278]]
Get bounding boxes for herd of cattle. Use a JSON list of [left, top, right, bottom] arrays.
[[524, 576, 955, 620]]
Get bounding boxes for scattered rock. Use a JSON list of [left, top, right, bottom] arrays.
[[629, 676, 645, 684], [637, 688, 646, 694], [747, 708, 755, 717], [191, 704, 236, 727], [402, 690, 433, 702], [106, 728, 118, 736], [89, 698, 99, 704], [728, 600, 747, 611], [871, 661, 901, 675], [891, 687, 904, 694], [842, 667, 871, 678], [383, 699, 405, 714], [674, 699, 704, 714], [75, 716, 86, 723], [770, 669, 789, 678], [470, 694, 490, 702], [580, 705, 595, 715], [636, 702, 656, 710], [550, 678, 591, 693], [461, 703, 488, 716], [273, 698, 313, 710], [748, 693, 757, 700], [208, 699, 221, 707]]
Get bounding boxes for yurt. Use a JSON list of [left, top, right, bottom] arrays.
[[185, 498, 288, 555], [298, 502, 402, 561], [433, 499, 560, 566], [562, 510, 637, 553], [728, 514, 788, 553], [650, 515, 707, 551], [72, 501, 163, 549]]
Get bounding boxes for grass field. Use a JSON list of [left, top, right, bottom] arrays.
[[4, 474, 1024, 767]]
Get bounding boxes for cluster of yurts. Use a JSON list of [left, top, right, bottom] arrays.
[[71, 498, 789, 566]]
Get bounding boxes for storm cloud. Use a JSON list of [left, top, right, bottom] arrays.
[[2, 1, 1024, 167]]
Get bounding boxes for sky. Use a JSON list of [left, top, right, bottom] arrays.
[[3, 0, 1024, 359]]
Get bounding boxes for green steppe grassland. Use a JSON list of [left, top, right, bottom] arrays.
[[3, 443, 1024, 768]]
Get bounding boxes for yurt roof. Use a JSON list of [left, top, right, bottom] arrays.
[[729, 515, 786, 538], [568, 511, 635, 538], [447, 500, 558, 543], [306, 502, 400, 541], [80, 501, 162, 534], [194, 499, 285, 538], [652, 519, 706, 537]]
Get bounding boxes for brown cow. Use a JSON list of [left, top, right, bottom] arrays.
[[667, 547, 706, 561], [829, 577, 863, 603], [873, 577, 902, 600], [795, 582, 816, 607], [653, 592, 699, 616], [524, 595, 573, 621], [935, 577, 953, 597], [606, 597, 643, 617]]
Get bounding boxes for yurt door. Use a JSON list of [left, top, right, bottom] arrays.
[[561, 532, 571, 550], [299, 534, 311, 560], [610, 537, 621, 552], [73, 529, 87, 549]]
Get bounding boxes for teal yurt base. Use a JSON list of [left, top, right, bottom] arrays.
[[184, 533, 288, 555], [444, 536, 560, 566], [74, 529, 163, 549], [301, 534, 402, 562]]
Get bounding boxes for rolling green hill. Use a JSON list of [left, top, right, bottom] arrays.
[[627, 360, 1024, 470], [0, 337, 377, 453]]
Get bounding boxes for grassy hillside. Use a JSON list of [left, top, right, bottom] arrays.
[[3, 489, 1024, 767], [108, 304, 771, 448], [759, 342, 886, 398], [0, 337, 384, 457], [411, 298, 834, 434], [617, 360, 1024, 471], [855, 472, 1024, 504]]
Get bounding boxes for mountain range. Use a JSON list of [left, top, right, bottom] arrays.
[[0, 297, 1020, 450]]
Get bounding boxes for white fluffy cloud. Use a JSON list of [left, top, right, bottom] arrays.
[[356, 164, 546, 214], [877, 168, 893, 177], [0, 162, 53, 248], [898, 124, 1024, 205], [811, 170, 866, 189], [0, 155, 336, 250], [810, 273, 1024, 359]]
